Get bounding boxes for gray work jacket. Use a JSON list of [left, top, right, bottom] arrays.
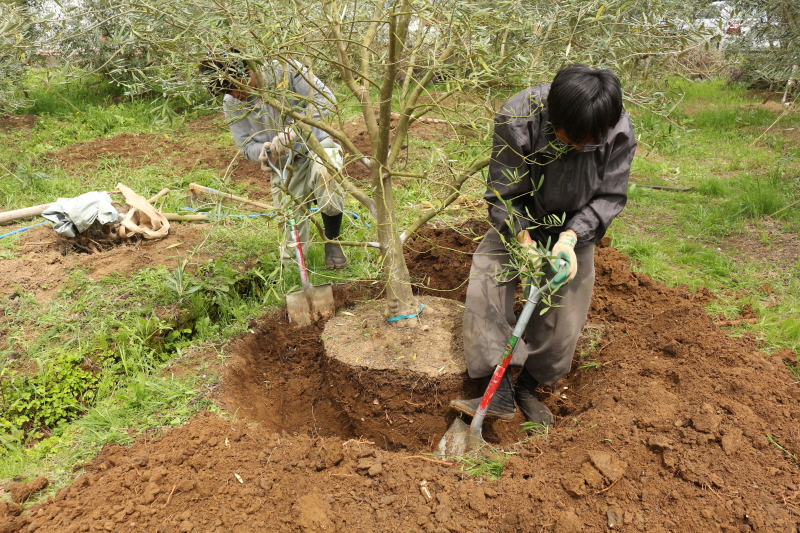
[[485, 84, 636, 248], [223, 60, 336, 162]]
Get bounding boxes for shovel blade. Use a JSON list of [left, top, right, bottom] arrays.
[[436, 417, 471, 457], [286, 284, 335, 327]]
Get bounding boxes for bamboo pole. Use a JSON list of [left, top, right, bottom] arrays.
[[188, 183, 274, 211]]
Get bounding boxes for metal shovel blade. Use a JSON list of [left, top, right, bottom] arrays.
[[286, 284, 335, 327], [437, 417, 470, 457], [437, 416, 486, 457]]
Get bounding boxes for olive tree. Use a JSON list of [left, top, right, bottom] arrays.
[[725, 0, 799, 94], [47, 0, 706, 321], [0, 3, 32, 115]]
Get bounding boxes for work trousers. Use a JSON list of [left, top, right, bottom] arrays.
[[271, 137, 345, 261], [463, 228, 595, 385]]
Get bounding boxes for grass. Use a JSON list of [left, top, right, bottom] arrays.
[[454, 446, 515, 481], [613, 78, 800, 372], [2, 69, 800, 494]]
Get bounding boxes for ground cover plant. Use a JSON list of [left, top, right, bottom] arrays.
[[1, 25, 800, 533]]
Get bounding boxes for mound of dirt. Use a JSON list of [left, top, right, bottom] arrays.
[[0, 223, 209, 301], [4, 224, 799, 533], [48, 115, 272, 202]]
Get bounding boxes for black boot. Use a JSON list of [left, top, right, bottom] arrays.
[[321, 213, 347, 270], [515, 367, 553, 429], [450, 370, 517, 421]]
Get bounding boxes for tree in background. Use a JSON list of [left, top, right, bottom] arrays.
[[37, 0, 707, 320], [0, 3, 33, 115], [725, 0, 799, 95]]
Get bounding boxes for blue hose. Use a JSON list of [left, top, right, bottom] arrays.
[[0, 222, 51, 240], [181, 206, 370, 228]]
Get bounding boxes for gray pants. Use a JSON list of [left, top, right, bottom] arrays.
[[463, 229, 595, 385], [271, 137, 345, 261]]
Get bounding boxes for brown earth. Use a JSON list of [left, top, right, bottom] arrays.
[[47, 114, 273, 202], [3, 224, 800, 533], [0, 223, 209, 302]]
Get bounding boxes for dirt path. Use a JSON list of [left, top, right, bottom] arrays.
[[3, 223, 799, 533]]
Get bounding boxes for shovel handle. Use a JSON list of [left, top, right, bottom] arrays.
[[472, 260, 569, 421]]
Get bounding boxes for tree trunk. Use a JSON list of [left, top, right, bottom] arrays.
[[373, 165, 418, 319]]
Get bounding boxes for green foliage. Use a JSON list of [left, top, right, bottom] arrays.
[[77, 373, 213, 447], [724, 0, 800, 93], [0, 4, 31, 115], [164, 260, 202, 302], [455, 447, 515, 481], [1, 351, 99, 446], [731, 169, 794, 219], [519, 421, 551, 436]]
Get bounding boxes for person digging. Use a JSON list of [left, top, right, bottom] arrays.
[[451, 64, 637, 429], [200, 53, 347, 270]]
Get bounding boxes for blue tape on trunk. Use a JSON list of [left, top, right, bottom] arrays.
[[386, 304, 425, 323]]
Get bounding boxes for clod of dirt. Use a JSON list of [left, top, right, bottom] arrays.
[[10, 477, 48, 504], [6, 223, 800, 533], [0, 501, 22, 518], [322, 295, 466, 375]]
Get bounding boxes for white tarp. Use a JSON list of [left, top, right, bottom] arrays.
[[41, 191, 123, 238]]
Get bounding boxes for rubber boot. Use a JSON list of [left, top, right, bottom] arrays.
[[321, 213, 347, 270], [449, 370, 517, 421], [515, 367, 553, 429]]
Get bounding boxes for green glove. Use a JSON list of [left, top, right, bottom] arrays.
[[550, 231, 577, 285]]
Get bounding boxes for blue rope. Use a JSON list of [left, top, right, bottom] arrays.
[[386, 303, 425, 323], [182, 206, 370, 228], [0, 222, 51, 240]]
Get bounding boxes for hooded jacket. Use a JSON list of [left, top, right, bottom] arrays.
[[223, 60, 336, 163], [485, 83, 636, 248]]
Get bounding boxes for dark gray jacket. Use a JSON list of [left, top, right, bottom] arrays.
[[485, 84, 636, 248]]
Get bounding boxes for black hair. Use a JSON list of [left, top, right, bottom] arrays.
[[548, 64, 623, 146], [199, 49, 249, 96]]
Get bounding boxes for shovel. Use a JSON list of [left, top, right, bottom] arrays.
[[266, 149, 335, 327], [437, 259, 569, 457]]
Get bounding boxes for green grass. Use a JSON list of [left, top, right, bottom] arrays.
[[2, 70, 800, 495], [454, 446, 515, 481], [617, 79, 800, 370]]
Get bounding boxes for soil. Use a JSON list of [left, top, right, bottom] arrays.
[[3, 223, 800, 533], [0, 223, 209, 301], [719, 218, 800, 284], [322, 295, 467, 375], [47, 115, 273, 203]]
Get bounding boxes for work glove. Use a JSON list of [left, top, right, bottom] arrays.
[[269, 130, 296, 158], [258, 142, 273, 172], [516, 230, 545, 279], [550, 230, 578, 285], [258, 130, 296, 170]]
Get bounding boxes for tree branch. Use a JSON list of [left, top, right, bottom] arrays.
[[401, 156, 490, 242]]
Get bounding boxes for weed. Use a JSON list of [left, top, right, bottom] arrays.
[[164, 260, 202, 302], [0, 351, 99, 447], [578, 359, 600, 372], [766, 434, 799, 465], [519, 421, 550, 438], [454, 446, 515, 481]]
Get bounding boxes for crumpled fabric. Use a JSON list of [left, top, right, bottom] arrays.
[[117, 183, 169, 240], [41, 191, 123, 238]]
